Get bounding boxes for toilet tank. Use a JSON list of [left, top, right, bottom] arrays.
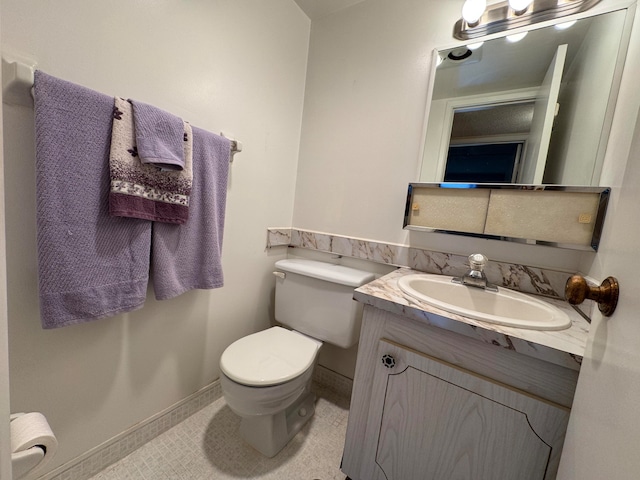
[[274, 259, 375, 349]]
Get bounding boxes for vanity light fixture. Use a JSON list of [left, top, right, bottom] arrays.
[[461, 0, 487, 25], [454, 0, 602, 40], [508, 0, 534, 15], [448, 47, 473, 60]]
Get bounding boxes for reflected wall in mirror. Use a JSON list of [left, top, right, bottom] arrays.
[[420, 8, 631, 186]]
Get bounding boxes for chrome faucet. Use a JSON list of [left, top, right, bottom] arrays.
[[453, 253, 498, 292]]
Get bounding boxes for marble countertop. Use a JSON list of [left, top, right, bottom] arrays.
[[354, 267, 589, 371]]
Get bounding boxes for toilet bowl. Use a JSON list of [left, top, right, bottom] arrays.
[[220, 259, 375, 457], [220, 327, 322, 416], [220, 327, 322, 457]]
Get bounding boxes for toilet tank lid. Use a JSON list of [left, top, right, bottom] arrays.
[[275, 259, 375, 287]]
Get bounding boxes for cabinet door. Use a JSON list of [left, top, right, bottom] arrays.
[[360, 339, 570, 480]]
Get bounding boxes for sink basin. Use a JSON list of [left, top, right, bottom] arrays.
[[397, 274, 571, 330]]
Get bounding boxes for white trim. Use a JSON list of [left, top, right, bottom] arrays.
[[433, 88, 538, 182], [0, 25, 14, 480], [415, 48, 441, 180]]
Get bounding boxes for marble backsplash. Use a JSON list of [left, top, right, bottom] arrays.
[[267, 227, 578, 301]]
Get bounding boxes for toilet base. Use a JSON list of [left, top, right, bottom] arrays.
[[239, 388, 316, 457]]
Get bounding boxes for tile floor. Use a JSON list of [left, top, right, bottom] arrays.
[[89, 384, 350, 480]]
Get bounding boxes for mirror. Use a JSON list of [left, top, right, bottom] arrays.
[[419, 8, 631, 186]]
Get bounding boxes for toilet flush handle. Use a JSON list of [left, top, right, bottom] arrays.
[[273, 271, 286, 279]]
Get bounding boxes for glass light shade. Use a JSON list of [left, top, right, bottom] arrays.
[[467, 42, 485, 51], [506, 31, 528, 42], [508, 0, 533, 13], [462, 0, 487, 24], [555, 20, 577, 30]]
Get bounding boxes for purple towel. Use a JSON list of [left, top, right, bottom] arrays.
[[109, 97, 193, 224], [34, 71, 151, 328], [151, 127, 231, 300], [130, 100, 186, 170]]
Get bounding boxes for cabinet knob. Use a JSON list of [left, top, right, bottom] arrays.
[[381, 354, 396, 369]]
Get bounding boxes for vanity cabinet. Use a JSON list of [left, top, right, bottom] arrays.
[[342, 305, 579, 480]]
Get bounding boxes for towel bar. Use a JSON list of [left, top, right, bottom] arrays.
[[221, 131, 243, 158], [2, 56, 36, 107], [2, 55, 242, 157]]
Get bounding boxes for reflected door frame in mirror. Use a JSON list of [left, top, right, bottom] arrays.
[[431, 87, 538, 183]]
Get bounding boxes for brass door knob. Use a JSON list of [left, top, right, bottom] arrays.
[[565, 274, 619, 317]]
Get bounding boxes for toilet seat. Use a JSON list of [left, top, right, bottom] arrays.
[[220, 326, 322, 387]]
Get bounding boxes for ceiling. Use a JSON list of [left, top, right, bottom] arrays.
[[433, 13, 597, 99], [293, 0, 367, 20]]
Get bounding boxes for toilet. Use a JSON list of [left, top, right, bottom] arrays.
[[220, 258, 375, 457]]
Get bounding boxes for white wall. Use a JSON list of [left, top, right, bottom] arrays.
[[294, 0, 457, 244], [293, 0, 588, 271], [1, 0, 309, 472]]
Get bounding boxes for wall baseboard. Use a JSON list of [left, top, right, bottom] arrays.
[[313, 364, 354, 400], [39, 367, 351, 480], [40, 382, 223, 480]]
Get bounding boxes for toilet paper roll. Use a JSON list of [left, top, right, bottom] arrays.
[[10, 412, 58, 469]]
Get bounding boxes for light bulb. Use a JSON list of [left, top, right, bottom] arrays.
[[506, 31, 528, 43], [461, 0, 487, 25], [555, 20, 577, 30], [508, 0, 533, 14]]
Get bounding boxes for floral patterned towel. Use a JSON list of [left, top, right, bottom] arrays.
[[109, 96, 193, 224]]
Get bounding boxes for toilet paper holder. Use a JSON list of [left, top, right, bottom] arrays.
[[10, 413, 55, 480], [12, 447, 45, 480]]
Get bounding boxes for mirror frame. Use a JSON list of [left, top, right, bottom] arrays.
[[403, 183, 611, 251], [417, 2, 636, 187]]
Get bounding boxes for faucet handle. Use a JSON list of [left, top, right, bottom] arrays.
[[468, 253, 488, 271]]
